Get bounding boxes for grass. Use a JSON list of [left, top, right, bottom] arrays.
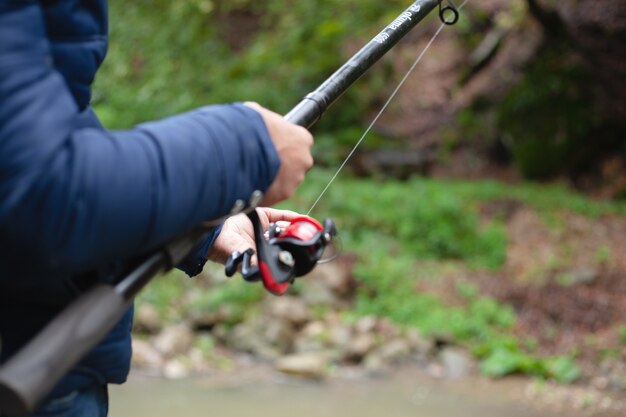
[[285, 171, 624, 382], [138, 171, 623, 383]]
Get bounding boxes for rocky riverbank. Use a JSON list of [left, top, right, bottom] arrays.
[[131, 262, 474, 381], [130, 255, 625, 417]]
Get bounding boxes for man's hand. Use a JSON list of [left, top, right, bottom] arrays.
[[207, 207, 302, 265], [244, 102, 313, 206]]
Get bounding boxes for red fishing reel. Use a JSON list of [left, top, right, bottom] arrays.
[[225, 209, 337, 295]]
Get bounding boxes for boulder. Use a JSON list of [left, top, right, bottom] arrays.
[[227, 321, 280, 360], [405, 328, 435, 357], [440, 347, 472, 379], [275, 352, 330, 379], [153, 323, 195, 358], [134, 303, 161, 334], [344, 333, 377, 361], [163, 357, 191, 379], [354, 316, 378, 334], [131, 339, 164, 369], [265, 296, 311, 326], [373, 338, 412, 365], [263, 319, 295, 354]]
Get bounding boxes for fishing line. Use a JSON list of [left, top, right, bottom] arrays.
[[307, 0, 470, 216]]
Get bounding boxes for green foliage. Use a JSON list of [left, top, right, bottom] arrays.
[[594, 245, 612, 265], [186, 279, 264, 325], [497, 45, 598, 179], [287, 172, 626, 382], [193, 333, 235, 370], [136, 270, 194, 319], [95, 1, 619, 385], [136, 174, 621, 383], [480, 346, 580, 383], [136, 269, 263, 326], [94, 0, 415, 153], [618, 325, 626, 344], [299, 175, 508, 269]]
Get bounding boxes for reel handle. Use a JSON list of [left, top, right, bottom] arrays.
[[225, 210, 336, 295]]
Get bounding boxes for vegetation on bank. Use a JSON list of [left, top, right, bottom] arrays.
[[96, 0, 624, 385], [94, 0, 413, 144], [138, 173, 625, 383]]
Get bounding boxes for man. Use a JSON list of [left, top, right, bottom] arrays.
[[0, 0, 314, 415]]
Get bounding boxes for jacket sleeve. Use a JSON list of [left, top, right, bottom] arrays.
[[0, 2, 280, 276]]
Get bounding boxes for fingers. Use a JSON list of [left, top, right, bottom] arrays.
[[207, 207, 307, 266], [257, 207, 301, 223]]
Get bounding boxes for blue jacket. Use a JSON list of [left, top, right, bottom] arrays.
[[0, 0, 280, 399]]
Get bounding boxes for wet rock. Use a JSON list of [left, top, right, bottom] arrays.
[[154, 324, 194, 358], [300, 321, 327, 339], [363, 353, 386, 375], [163, 357, 191, 379], [228, 322, 280, 360], [299, 256, 356, 308], [187, 348, 209, 371], [131, 339, 164, 369], [134, 303, 161, 334], [294, 337, 327, 354], [189, 309, 226, 330], [265, 296, 311, 326], [211, 323, 230, 343], [427, 363, 445, 379], [372, 338, 412, 365], [275, 352, 329, 379], [294, 321, 329, 352], [376, 319, 401, 339], [307, 259, 357, 299], [440, 347, 472, 378], [405, 328, 434, 357], [299, 280, 337, 307], [354, 316, 378, 334], [263, 319, 294, 354], [345, 333, 377, 361], [293, 321, 328, 353], [328, 323, 353, 349]]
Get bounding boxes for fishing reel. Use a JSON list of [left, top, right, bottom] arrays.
[[225, 209, 337, 295]]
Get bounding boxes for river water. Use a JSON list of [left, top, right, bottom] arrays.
[[110, 368, 556, 417]]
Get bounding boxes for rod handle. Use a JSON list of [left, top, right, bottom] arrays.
[[284, 92, 328, 128], [0, 286, 130, 417]]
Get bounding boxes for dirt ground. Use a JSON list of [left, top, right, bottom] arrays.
[[424, 202, 626, 391], [372, 0, 626, 388], [487, 206, 626, 383]]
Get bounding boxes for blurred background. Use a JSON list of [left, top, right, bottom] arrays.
[[95, 0, 626, 416]]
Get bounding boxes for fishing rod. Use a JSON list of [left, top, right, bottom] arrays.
[[0, 1, 458, 416]]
